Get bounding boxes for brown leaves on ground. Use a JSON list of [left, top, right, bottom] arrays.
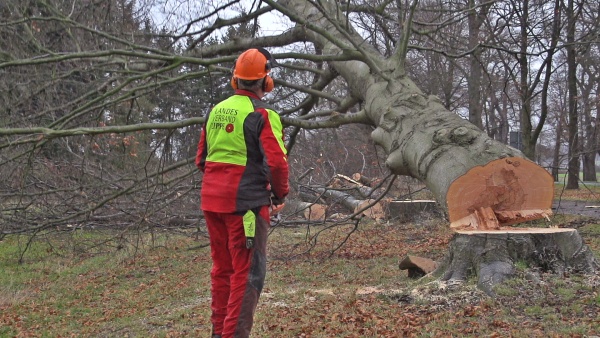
[[1, 214, 599, 337], [555, 185, 600, 201]]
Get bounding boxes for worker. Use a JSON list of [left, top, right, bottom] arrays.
[[196, 47, 289, 338]]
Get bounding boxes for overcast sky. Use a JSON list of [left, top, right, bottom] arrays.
[[145, 0, 292, 41]]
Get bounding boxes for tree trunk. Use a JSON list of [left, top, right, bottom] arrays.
[[582, 153, 597, 182], [596, 78, 600, 174], [312, 187, 387, 220], [446, 157, 553, 230], [467, 0, 485, 130], [280, 199, 328, 221], [277, 1, 584, 293], [566, 0, 580, 190], [436, 228, 599, 296], [486, 88, 509, 143], [551, 116, 563, 182], [518, 0, 535, 160], [581, 70, 597, 182], [279, 0, 550, 219]]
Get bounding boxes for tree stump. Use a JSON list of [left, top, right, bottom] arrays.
[[435, 228, 599, 296]]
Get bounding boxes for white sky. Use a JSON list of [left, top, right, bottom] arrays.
[[145, 0, 292, 41]]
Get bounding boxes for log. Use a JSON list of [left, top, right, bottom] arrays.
[[298, 192, 325, 205], [435, 228, 599, 296], [314, 187, 387, 220], [280, 199, 327, 221], [388, 199, 440, 222], [303, 204, 327, 221], [447, 157, 555, 230], [352, 173, 374, 186], [399, 255, 439, 278], [334, 173, 362, 186], [330, 174, 379, 199], [354, 198, 386, 220]]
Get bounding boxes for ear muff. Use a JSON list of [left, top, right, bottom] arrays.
[[257, 47, 273, 72], [256, 48, 275, 92], [263, 75, 274, 92]]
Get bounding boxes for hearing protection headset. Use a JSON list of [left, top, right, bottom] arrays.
[[231, 47, 275, 92]]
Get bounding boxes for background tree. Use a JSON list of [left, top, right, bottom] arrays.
[[0, 0, 597, 244], [565, 0, 581, 189]]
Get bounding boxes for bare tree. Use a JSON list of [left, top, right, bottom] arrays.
[[580, 63, 599, 182], [574, 0, 600, 182], [0, 0, 559, 233], [565, 0, 581, 189], [1, 0, 597, 290]]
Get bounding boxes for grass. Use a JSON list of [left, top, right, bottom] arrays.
[[0, 213, 599, 337], [555, 172, 600, 182], [554, 181, 600, 201]]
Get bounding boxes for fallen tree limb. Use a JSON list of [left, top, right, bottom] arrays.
[[280, 199, 327, 221], [311, 187, 387, 220]]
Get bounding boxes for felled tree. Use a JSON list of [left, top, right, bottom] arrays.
[[270, 0, 551, 223], [0, 0, 596, 287], [268, 0, 597, 290]]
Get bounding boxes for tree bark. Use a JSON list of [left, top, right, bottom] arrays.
[[436, 228, 599, 296], [582, 151, 597, 182], [551, 116, 563, 182], [277, 3, 568, 295], [280, 199, 327, 221], [581, 70, 598, 182], [278, 0, 550, 218], [312, 187, 387, 220], [517, 0, 536, 160], [466, 0, 487, 130], [566, 0, 580, 190]]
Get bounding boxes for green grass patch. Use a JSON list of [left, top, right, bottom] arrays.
[[578, 222, 600, 253], [0, 218, 598, 337]]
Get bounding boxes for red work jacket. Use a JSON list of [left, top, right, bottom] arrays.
[[196, 90, 289, 213]]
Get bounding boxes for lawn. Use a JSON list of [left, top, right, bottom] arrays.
[[1, 205, 599, 337], [555, 181, 600, 201]]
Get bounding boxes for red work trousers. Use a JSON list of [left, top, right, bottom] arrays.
[[204, 206, 270, 338]]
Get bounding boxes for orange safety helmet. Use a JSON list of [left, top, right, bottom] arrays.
[[231, 48, 275, 92]]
